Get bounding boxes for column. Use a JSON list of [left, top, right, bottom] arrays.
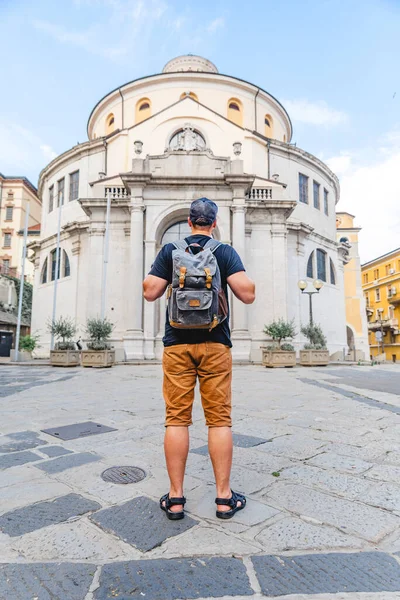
[[87, 226, 104, 317], [143, 239, 156, 359], [271, 221, 288, 320], [230, 202, 251, 360], [123, 203, 145, 359]]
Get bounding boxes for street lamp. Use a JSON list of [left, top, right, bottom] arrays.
[[298, 279, 324, 325]]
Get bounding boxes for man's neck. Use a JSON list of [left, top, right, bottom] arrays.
[[190, 229, 212, 237]]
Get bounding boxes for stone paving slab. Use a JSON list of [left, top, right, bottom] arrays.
[[256, 435, 328, 460], [0, 449, 42, 469], [0, 563, 95, 600], [90, 495, 198, 552], [255, 516, 365, 552], [307, 451, 373, 474], [0, 493, 101, 537], [0, 479, 73, 515], [0, 430, 48, 453], [264, 482, 400, 542], [94, 557, 253, 599], [34, 451, 101, 473], [252, 552, 400, 595], [39, 445, 73, 457], [191, 434, 272, 456]]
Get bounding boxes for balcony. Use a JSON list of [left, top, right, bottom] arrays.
[[368, 318, 399, 331], [104, 186, 130, 199], [246, 187, 273, 201]]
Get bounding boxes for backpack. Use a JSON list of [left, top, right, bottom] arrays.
[[167, 238, 228, 331]]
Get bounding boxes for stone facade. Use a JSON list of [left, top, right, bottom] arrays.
[[31, 55, 348, 361]]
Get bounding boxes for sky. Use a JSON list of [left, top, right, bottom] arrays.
[[0, 0, 399, 262]]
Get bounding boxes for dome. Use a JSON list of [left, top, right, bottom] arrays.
[[162, 55, 218, 74]]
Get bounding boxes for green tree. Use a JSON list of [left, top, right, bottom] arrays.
[[301, 323, 327, 350], [47, 316, 76, 350], [264, 319, 296, 350], [86, 317, 114, 351]]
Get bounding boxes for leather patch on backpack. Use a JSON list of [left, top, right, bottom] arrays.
[[189, 299, 201, 307]]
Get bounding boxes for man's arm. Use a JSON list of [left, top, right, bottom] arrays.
[[227, 271, 256, 304], [143, 274, 168, 302]]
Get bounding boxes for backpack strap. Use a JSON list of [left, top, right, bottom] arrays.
[[172, 239, 189, 250], [204, 239, 223, 253]]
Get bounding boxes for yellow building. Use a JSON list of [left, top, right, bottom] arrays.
[[362, 248, 400, 362], [0, 173, 41, 282], [336, 212, 369, 360]]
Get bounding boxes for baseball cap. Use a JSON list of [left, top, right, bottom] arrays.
[[189, 197, 218, 225]]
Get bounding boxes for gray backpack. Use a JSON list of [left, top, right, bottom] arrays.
[[167, 238, 228, 330]]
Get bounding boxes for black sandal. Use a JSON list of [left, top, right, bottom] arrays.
[[160, 493, 186, 520], [215, 490, 246, 520]]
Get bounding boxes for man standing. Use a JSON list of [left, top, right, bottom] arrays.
[[143, 198, 255, 520]]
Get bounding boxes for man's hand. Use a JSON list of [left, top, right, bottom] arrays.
[[227, 271, 255, 304], [143, 274, 168, 302]]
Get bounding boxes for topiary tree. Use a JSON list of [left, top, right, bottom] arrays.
[[86, 317, 114, 351], [263, 319, 296, 351], [47, 316, 76, 350], [301, 323, 327, 350]]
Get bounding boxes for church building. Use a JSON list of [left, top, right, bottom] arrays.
[[31, 55, 353, 361]]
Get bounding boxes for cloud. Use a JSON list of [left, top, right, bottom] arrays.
[[284, 99, 348, 127], [207, 17, 224, 34], [325, 153, 353, 176], [0, 121, 57, 183], [335, 130, 400, 262]]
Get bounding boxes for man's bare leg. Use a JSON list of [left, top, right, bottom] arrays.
[[208, 426, 242, 512], [163, 426, 189, 512]]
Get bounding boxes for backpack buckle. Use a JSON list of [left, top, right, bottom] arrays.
[[204, 267, 212, 289], [179, 266, 187, 288]]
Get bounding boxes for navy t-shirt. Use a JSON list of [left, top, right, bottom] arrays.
[[149, 234, 245, 347]]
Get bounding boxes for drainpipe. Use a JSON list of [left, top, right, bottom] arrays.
[[266, 140, 271, 179], [254, 88, 260, 132], [118, 88, 125, 130]]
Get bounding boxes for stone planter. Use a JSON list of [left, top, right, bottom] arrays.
[[50, 349, 80, 367], [81, 349, 115, 368], [262, 349, 296, 368], [299, 349, 330, 366]]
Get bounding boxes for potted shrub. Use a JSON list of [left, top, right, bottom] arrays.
[[81, 317, 115, 368], [19, 333, 40, 361], [300, 323, 330, 366], [48, 316, 80, 367], [262, 319, 297, 368]]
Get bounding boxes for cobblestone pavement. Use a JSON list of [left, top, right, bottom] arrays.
[[1, 362, 400, 599]]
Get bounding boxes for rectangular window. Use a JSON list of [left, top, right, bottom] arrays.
[[69, 170, 79, 202], [363, 273, 369, 284], [374, 268, 380, 280], [316, 249, 327, 282], [3, 233, 11, 248], [365, 292, 369, 307], [2, 259, 10, 273], [299, 173, 309, 204], [375, 288, 381, 302], [386, 264, 391, 276], [313, 181, 320, 209], [57, 178, 65, 207], [323, 188, 329, 215], [388, 286, 392, 298], [5, 206, 13, 220], [49, 185, 54, 213]]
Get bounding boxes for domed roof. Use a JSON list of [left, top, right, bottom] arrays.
[[162, 55, 218, 74]]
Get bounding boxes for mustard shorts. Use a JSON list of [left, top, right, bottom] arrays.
[[162, 342, 232, 427]]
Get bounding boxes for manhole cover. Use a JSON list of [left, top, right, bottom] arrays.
[[101, 466, 146, 485], [42, 421, 117, 441]]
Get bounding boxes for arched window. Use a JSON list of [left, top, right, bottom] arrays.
[[180, 91, 198, 101], [136, 98, 151, 123], [41, 258, 48, 284], [283, 134, 287, 142], [307, 252, 314, 278], [264, 114, 273, 138], [51, 249, 60, 281], [161, 221, 192, 246], [227, 98, 243, 126], [340, 236, 349, 243], [330, 258, 336, 285], [317, 249, 327, 282], [105, 113, 115, 135], [64, 250, 71, 278]]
